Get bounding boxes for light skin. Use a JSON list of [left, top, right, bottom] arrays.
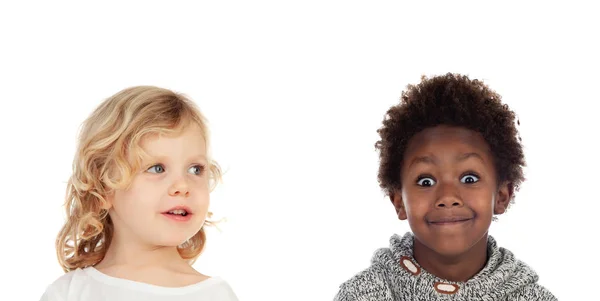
[[94, 123, 211, 287], [391, 125, 511, 282]]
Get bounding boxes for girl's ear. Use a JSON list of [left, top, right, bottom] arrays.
[[391, 190, 408, 220], [102, 191, 114, 210], [494, 181, 512, 215]]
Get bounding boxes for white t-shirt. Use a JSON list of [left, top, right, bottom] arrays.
[[40, 267, 239, 301]]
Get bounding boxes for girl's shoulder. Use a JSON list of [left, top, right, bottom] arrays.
[[40, 268, 91, 301], [40, 267, 239, 301]]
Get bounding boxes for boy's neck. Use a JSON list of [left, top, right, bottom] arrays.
[[412, 234, 489, 282]]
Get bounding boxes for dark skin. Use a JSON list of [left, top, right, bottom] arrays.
[[391, 125, 511, 282]]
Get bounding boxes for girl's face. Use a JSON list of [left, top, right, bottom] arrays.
[[392, 125, 510, 257], [106, 123, 210, 249]]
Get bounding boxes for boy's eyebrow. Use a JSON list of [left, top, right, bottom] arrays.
[[408, 152, 485, 168], [456, 152, 485, 163], [408, 156, 437, 168]]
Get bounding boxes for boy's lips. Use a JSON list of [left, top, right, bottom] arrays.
[[427, 215, 473, 224]]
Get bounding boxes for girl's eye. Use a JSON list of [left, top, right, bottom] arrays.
[[188, 165, 205, 175], [417, 177, 436, 187], [460, 174, 480, 184], [147, 164, 165, 174]]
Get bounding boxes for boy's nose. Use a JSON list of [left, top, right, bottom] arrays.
[[435, 183, 463, 208], [435, 196, 463, 208]]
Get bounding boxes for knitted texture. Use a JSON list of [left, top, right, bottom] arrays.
[[334, 232, 556, 300]]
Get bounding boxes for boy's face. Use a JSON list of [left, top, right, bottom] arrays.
[[106, 123, 210, 249], [392, 125, 510, 257]]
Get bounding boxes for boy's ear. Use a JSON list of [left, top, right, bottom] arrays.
[[493, 181, 512, 215], [390, 190, 408, 220]]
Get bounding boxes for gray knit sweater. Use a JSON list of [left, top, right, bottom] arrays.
[[334, 232, 556, 300]]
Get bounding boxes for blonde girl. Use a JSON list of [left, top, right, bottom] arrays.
[[41, 86, 238, 301]]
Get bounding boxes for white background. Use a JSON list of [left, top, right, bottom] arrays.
[[0, 1, 598, 300]]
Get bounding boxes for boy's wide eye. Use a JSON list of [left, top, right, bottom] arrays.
[[147, 164, 165, 174], [188, 165, 204, 175], [460, 174, 480, 184], [417, 177, 436, 187]]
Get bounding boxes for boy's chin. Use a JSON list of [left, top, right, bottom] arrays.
[[414, 233, 484, 258], [430, 243, 474, 258]]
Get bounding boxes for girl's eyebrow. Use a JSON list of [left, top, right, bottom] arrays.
[[145, 154, 208, 163], [188, 155, 208, 162], [144, 155, 168, 163]]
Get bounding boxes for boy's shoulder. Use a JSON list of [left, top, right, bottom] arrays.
[[334, 248, 395, 301], [512, 283, 557, 301]]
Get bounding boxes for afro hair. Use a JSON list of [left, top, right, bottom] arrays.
[[375, 73, 525, 203]]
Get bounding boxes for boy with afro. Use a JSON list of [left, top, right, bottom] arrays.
[[334, 73, 557, 300]]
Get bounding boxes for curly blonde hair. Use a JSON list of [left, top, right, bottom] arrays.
[[56, 86, 222, 272]]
